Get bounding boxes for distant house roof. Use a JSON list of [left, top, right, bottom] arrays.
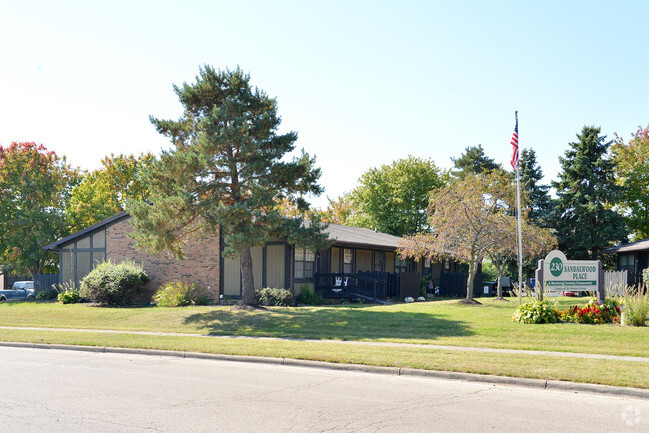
[[44, 212, 403, 252], [324, 223, 401, 250], [602, 238, 649, 254]]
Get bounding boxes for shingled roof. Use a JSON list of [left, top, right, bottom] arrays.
[[602, 238, 649, 254], [323, 223, 402, 250], [45, 212, 403, 251]]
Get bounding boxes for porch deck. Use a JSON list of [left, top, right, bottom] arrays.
[[314, 272, 420, 302]]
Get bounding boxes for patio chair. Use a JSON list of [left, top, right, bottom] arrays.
[[332, 276, 343, 294]]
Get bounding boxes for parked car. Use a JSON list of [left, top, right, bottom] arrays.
[[0, 281, 35, 301]]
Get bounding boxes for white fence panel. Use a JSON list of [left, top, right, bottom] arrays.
[[604, 271, 628, 295]]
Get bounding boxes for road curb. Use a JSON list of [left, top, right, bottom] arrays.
[[2, 341, 648, 400]]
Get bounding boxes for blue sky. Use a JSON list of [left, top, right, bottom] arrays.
[[1, 0, 648, 208]]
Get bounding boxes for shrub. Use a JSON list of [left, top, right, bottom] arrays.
[[295, 286, 322, 305], [622, 287, 649, 326], [79, 260, 149, 306], [481, 260, 498, 282], [36, 287, 58, 300], [58, 290, 81, 304], [512, 300, 559, 324], [256, 287, 293, 306], [154, 281, 211, 307]]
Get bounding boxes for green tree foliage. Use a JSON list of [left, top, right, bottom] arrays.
[[347, 156, 449, 236], [551, 126, 627, 260], [128, 66, 330, 305], [318, 194, 355, 225], [399, 171, 515, 303], [67, 153, 154, 232], [0, 142, 77, 276], [612, 125, 649, 240], [451, 144, 502, 180], [518, 148, 553, 227]]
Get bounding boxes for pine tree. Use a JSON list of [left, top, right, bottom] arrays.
[[451, 144, 501, 180], [129, 66, 330, 305], [518, 148, 553, 227], [551, 126, 627, 260]]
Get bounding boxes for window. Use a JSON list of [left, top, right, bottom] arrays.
[[60, 229, 106, 287], [343, 249, 353, 274], [620, 254, 634, 270], [395, 256, 407, 274], [423, 257, 431, 275], [443, 258, 450, 271], [294, 248, 315, 280], [374, 251, 385, 272]]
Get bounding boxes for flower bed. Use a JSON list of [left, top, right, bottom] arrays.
[[559, 299, 621, 324], [513, 299, 621, 325]]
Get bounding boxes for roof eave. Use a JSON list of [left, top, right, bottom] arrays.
[[44, 211, 130, 251]]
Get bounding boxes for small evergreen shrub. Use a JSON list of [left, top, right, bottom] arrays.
[[58, 290, 81, 304], [36, 287, 58, 300], [79, 260, 149, 306], [256, 287, 294, 306], [512, 300, 559, 324], [296, 286, 322, 305], [153, 281, 211, 307]]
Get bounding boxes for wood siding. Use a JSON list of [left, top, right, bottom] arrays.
[[222, 255, 241, 296], [331, 247, 340, 273], [386, 252, 395, 273], [356, 249, 372, 272], [266, 244, 286, 288]]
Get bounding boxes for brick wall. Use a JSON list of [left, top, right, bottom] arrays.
[[106, 217, 220, 303]]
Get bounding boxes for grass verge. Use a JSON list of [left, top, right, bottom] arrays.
[[1, 298, 648, 388], [1, 328, 648, 389], [1, 298, 647, 355]]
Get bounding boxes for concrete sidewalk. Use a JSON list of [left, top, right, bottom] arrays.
[[2, 325, 649, 363]]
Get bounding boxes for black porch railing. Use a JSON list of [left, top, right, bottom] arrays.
[[315, 272, 386, 302], [315, 271, 421, 302]]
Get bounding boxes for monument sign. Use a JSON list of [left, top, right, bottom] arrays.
[[535, 250, 604, 302]]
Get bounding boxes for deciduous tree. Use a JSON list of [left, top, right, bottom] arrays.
[[67, 153, 154, 232], [128, 66, 330, 305], [485, 215, 555, 299], [612, 125, 649, 240], [398, 171, 514, 303], [0, 142, 77, 276], [318, 194, 355, 225], [348, 156, 449, 236]]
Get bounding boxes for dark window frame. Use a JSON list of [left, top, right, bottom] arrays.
[[59, 229, 107, 287], [294, 247, 316, 281]]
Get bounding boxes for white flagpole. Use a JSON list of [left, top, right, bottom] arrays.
[[515, 111, 523, 305]]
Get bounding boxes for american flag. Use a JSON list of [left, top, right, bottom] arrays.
[[510, 114, 519, 170]]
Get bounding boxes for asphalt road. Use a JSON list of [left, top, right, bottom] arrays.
[[1, 346, 647, 433]]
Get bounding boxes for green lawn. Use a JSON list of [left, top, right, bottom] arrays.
[[1, 298, 648, 388]]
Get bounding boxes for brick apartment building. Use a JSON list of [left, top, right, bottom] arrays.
[[45, 212, 456, 302]]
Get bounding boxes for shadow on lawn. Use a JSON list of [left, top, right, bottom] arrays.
[[183, 307, 473, 341]]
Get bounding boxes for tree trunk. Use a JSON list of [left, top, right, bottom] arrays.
[[465, 258, 479, 301], [240, 247, 257, 305], [496, 265, 505, 299]]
